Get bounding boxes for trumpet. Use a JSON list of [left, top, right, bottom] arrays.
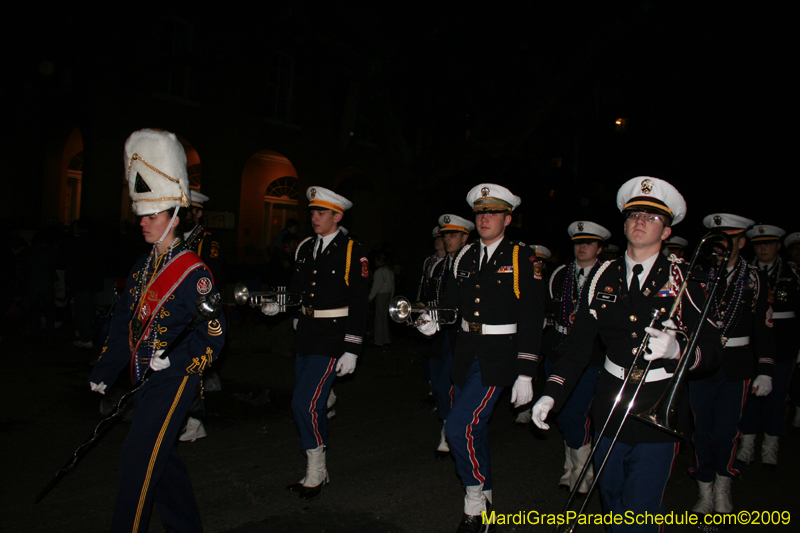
[[388, 295, 458, 331], [557, 231, 733, 533], [234, 283, 303, 312]]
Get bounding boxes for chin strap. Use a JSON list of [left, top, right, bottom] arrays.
[[154, 208, 181, 244]]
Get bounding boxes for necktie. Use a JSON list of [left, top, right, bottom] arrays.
[[480, 246, 489, 272], [629, 264, 643, 305], [578, 268, 586, 288], [315, 238, 323, 260]]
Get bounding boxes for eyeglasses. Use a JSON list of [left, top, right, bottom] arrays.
[[626, 212, 663, 224]]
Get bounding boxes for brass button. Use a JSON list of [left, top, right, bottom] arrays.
[[601, 304, 607, 309], [474, 311, 480, 317], [332, 319, 337, 323], [313, 270, 317, 274], [630, 315, 637, 322], [474, 298, 480, 303], [661, 308, 666, 313], [310, 293, 314, 298], [332, 270, 336, 274], [475, 285, 480, 289], [497, 279, 501, 283], [632, 347, 638, 354], [631, 332, 638, 339], [311, 282, 316, 286]]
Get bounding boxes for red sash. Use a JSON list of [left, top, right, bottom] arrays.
[[128, 250, 207, 376]]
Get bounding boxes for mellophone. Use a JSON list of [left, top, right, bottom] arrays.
[[234, 283, 303, 312]]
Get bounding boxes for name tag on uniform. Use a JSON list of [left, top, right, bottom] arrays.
[[457, 270, 471, 279], [596, 292, 616, 303], [296, 258, 306, 264], [497, 266, 513, 273]]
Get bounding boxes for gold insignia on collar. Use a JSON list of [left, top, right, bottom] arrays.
[[481, 187, 490, 198], [310, 188, 317, 199], [444, 215, 451, 224], [577, 222, 584, 232], [640, 179, 653, 194]]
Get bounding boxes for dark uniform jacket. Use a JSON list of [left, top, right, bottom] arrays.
[[696, 258, 775, 381], [544, 253, 721, 444], [441, 237, 545, 388], [185, 225, 222, 284], [89, 249, 226, 387], [290, 230, 369, 359], [759, 258, 800, 362], [543, 261, 606, 366]]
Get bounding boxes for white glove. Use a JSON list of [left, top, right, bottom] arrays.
[[416, 312, 438, 336], [149, 349, 171, 371], [532, 395, 555, 430], [335, 352, 357, 376], [511, 375, 533, 407], [293, 318, 299, 330], [643, 319, 681, 361], [89, 381, 107, 395], [261, 302, 280, 316], [752, 375, 773, 397]]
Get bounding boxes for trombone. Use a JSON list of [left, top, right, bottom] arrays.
[[557, 232, 733, 533], [234, 283, 303, 312], [388, 295, 458, 332]]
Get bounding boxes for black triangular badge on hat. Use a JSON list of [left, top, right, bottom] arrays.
[[134, 173, 152, 193]]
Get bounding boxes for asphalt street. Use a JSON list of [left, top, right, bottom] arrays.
[[2, 317, 798, 532]]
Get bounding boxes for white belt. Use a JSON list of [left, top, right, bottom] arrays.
[[555, 323, 570, 335], [302, 306, 349, 318], [723, 336, 749, 348], [461, 319, 517, 335], [604, 356, 673, 383], [772, 311, 796, 320]]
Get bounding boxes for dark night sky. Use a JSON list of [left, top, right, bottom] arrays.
[[4, 3, 795, 255]]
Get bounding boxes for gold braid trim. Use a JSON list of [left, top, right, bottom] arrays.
[[128, 153, 190, 207], [513, 245, 520, 299], [345, 239, 354, 286]]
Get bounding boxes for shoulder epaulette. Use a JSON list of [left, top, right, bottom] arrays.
[[587, 260, 615, 307], [453, 243, 473, 274], [295, 236, 313, 262], [549, 264, 567, 299]]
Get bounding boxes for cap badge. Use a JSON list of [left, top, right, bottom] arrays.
[[640, 179, 653, 194], [758, 226, 765, 234], [443, 215, 451, 224], [481, 187, 490, 198], [713, 215, 722, 226], [577, 222, 585, 232], [309, 188, 317, 199]]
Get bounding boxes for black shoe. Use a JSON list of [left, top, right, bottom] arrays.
[[435, 449, 451, 460], [558, 483, 571, 492], [286, 482, 303, 493], [456, 503, 496, 533], [298, 480, 328, 500]]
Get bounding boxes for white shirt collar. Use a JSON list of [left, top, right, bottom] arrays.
[[315, 229, 341, 257], [624, 249, 660, 287], [479, 237, 504, 266]]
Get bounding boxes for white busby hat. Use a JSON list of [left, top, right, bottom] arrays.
[[438, 214, 475, 234], [616, 176, 686, 226], [703, 213, 754, 235], [745, 224, 785, 244], [466, 183, 521, 213], [125, 129, 190, 216], [568, 221, 611, 243], [306, 186, 352, 214], [784, 231, 800, 249], [190, 190, 209, 209], [530, 244, 551, 259]]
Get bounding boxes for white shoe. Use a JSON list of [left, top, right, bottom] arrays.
[[179, 417, 207, 442], [463, 484, 486, 516], [691, 480, 714, 515], [713, 474, 733, 514], [559, 441, 573, 490], [762, 434, 779, 468], [435, 423, 450, 458], [736, 434, 755, 464], [793, 407, 800, 428]]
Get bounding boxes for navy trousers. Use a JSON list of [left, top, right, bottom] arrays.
[[689, 369, 750, 481], [428, 335, 454, 421], [594, 435, 679, 533], [112, 374, 201, 533], [445, 356, 503, 490], [292, 354, 337, 452], [739, 360, 792, 437]]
